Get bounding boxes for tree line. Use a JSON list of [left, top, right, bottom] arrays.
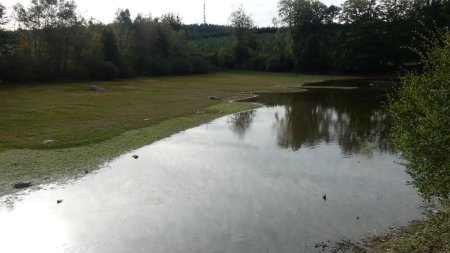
[[214, 0, 450, 72], [0, 1, 210, 82], [0, 0, 449, 83]]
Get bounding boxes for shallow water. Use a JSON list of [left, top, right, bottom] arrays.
[[0, 85, 422, 253]]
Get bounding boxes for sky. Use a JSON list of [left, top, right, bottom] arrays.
[[2, 0, 345, 26]]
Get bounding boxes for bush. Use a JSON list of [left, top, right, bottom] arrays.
[[67, 65, 89, 81], [34, 56, 56, 81], [388, 33, 450, 199], [191, 57, 211, 74], [217, 47, 236, 68], [118, 63, 137, 78], [241, 54, 265, 70], [264, 55, 294, 72], [1, 50, 34, 82], [146, 59, 170, 76], [86, 60, 119, 80], [168, 57, 194, 75]]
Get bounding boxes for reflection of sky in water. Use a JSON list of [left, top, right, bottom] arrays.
[[0, 198, 70, 253], [0, 90, 421, 253]]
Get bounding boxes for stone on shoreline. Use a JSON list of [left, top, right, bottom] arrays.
[[14, 181, 32, 189]]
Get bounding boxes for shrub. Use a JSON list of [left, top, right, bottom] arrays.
[[146, 59, 170, 76], [168, 57, 194, 75], [67, 65, 89, 81], [1, 50, 34, 82], [86, 60, 119, 80], [388, 33, 450, 199], [217, 47, 235, 68], [118, 63, 137, 78], [191, 57, 211, 74]]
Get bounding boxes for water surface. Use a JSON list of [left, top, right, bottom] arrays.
[[0, 84, 422, 253]]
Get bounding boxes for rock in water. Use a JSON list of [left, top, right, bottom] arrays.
[[132, 155, 139, 159], [322, 194, 327, 201], [57, 199, 63, 204], [14, 182, 32, 189]]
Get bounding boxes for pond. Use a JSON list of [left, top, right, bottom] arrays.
[[0, 82, 422, 253]]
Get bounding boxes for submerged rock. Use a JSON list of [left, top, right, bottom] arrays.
[[315, 242, 328, 250], [43, 140, 55, 145], [14, 182, 32, 189]]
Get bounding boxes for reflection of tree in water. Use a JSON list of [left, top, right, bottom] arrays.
[[259, 89, 392, 155], [228, 110, 256, 139]]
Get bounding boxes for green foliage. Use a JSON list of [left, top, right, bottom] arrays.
[[340, 0, 380, 24], [0, 1, 213, 83], [101, 28, 121, 67], [185, 24, 229, 39], [388, 32, 450, 199], [229, 7, 257, 64], [279, 0, 342, 70], [217, 46, 236, 68], [86, 59, 119, 80], [67, 65, 89, 80], [1, 0, 450, 81], [276, 0, 450, 72], [2, 48, 35, 82], [161, 13, 183, 31], [190, 56, 211, 74], [193, 36, 233, 55]]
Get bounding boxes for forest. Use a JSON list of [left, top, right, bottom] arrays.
[[0, 0, 449, 82]]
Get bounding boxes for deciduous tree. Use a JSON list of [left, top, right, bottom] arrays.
[[229, 6, 256, 64]]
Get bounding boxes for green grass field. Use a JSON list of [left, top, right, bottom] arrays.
[[0, 71, 343, 196], [0, 71, 337, 151]]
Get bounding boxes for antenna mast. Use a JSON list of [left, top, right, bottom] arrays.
[[203, 0, 206, 24]]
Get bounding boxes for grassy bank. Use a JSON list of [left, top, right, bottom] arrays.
[[0, 71, 342, 196], [329, 205, 449, 252], [365, 206, 449, 252]]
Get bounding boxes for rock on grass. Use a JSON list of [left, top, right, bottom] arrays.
[[14, 181, 32, 189]]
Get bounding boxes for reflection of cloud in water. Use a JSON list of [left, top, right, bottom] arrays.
[[227, 110, 256, 139], [0, 203, 69, 252]]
